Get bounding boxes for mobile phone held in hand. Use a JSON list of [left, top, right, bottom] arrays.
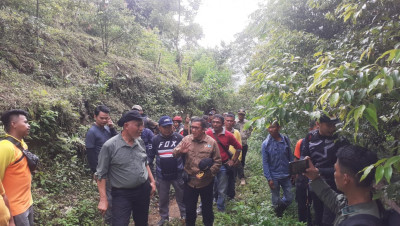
[[289, 159, 309, 175]]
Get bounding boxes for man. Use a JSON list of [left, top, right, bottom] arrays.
[[132, 105, 158, 134], [301, 114, 349, 226], [172, 116, 184, 134], [224, 113, 242, 200], [148, 116, 185, 225], [303, 145, 381, 226], [0, 109, 33, 225], [234, 109, 252, 185], [294, 120, 318, 224], [96, 110, 156, 226], [85, 105, 117, 173], [173, 117, 221, 226], [0, 180, 15, 225], [206, 114, 242, 212], [261, 121, 293, 217], [85, 105, 117, 224]]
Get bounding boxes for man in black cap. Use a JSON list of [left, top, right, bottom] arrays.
[[301, 113, 349, 226], [148, 116, 185, 225], [95, 110, 156, 226]]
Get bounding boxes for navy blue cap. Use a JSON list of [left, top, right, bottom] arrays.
[[158, 116, 173, 127], [319, 114, 340, 123], [199, 158, 213, 171]]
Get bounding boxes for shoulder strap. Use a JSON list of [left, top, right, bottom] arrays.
[[283, 135, 291, 160], [4, 137, 25, 165], [212, 132, 233, 158]]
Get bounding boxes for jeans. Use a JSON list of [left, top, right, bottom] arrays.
[[216, 165, 229, 211], [111, 181, 151, 226], [270, 177, 293, 208], [184, 180, 214, 226], [156, 178, 186, 219], [13, 205, 34, 226]]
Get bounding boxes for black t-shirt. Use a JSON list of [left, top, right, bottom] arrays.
[[301, 130, 349, 182]]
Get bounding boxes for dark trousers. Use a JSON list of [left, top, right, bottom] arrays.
[[111, 181, 151, 226], [184, 180, 214, 226], [295, 176, 312, 224], [227, 168, 235, 199], [240, 145, 248, 171]]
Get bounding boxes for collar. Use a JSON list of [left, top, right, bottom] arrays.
[[211, 127, 225, 135], [5, 134, 23, 143], [191, 133, 207, 143]]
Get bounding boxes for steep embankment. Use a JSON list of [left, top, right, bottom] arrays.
[[0, 5, 199, 224]]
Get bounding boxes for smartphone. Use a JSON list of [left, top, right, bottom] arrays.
[[289, 159, 309, 175]]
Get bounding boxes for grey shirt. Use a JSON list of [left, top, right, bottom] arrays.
[[310, 177, 380, 226], [95, 133, 149, 189]]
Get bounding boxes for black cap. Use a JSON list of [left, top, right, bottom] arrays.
[[319, 114, 339, 124], [117, 110, 143, 127], [198, 158, 213, 171]]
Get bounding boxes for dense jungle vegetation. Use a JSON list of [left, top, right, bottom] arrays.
[[0, 0, 399, 225]]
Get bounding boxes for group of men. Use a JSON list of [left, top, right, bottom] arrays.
[[84, 105, 252, 226], [0, 106, 394, 226], [261, 114, 394, 226]]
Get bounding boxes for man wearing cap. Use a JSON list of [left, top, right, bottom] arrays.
[[301, 113, 349, 226], [95, 110, 156, 226], [132, 104, 158, 134], [173, 117, 221, 226], [148, 116, 185, 225], [234, 109, 252, 185]]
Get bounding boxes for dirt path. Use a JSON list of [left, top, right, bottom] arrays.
[[148, 197, 182, 226]]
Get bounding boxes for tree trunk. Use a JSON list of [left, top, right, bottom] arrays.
[[187, 66, 192, 81], [176, 0, 182, 77]]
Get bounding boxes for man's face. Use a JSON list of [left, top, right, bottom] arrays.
[[173, 121, 180, 129], [12, 115, 30, 137], [191, 122, 205, 140], [208, 115, 213, 122], [224, 116, 235, 130], [95, 111, 109, 127], [318, 122, 336, 136], [125, 120, 144, 139], [212, 118, 223, 132], [160, 124, 173, 137], [268, 124, 280, 137], [238, 113, 245, 121], [334, 160, 345, 192]]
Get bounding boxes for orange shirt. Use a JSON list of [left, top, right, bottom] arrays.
[[294, 139, 303, 159], [0, 135, 33, 216], [0, 180, 11, 225]]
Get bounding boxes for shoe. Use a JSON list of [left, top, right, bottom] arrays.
[[240, 178, 246, 185], [196, 206, 202, 215], [158, 217, 168, 226]]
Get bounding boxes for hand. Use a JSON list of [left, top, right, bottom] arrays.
[[227, 160, 234, 167], [9, 220, 15, 226], [107, 118, 114, 128], [150, 181, 156, 197], [180, 142, 191, 154], [303, 156, 320, 181], [185, 115, 191, 124], [268, 180, 275, 190], [98, 199, 108, 216]]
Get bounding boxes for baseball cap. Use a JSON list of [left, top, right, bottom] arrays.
[[131, 105, 143, 111], [319, 114, 340, 124], [158, 116, 173, 127], [117, 110, 143, 127], [198, 158, 213, 171], [238, 109, 246, 115], [173, 116, 182, 122]]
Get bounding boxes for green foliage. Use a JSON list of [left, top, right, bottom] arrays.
[[240, 0, 400, 205]]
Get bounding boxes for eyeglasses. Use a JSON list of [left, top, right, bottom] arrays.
[[191, 126, 202, 130]]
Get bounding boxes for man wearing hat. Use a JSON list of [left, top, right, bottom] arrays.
[[132, 104, 158, 134], [234, 109, 252, 185], [148, 116, 185, 225], [301, 113, 349, 226], [95, 110, 156, 226]]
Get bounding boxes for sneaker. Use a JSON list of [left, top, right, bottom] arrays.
[[196, 206, 202, 215], [158, 218, 168, 226], [240, 178, 246, 185]]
